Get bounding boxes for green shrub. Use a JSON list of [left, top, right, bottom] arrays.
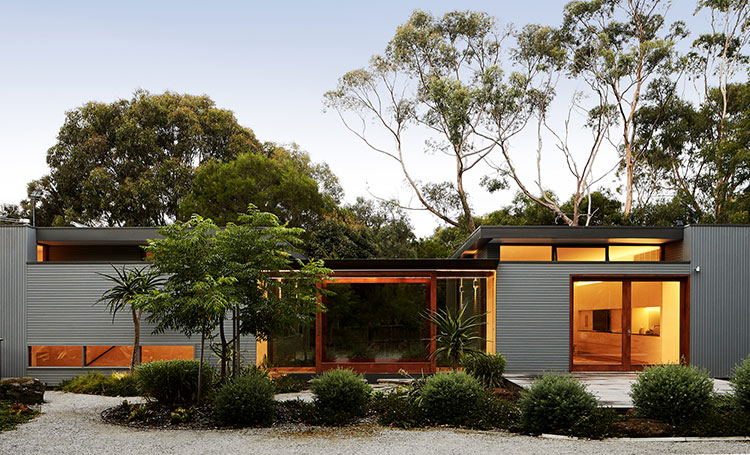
[[273, 374, 307, 393], [471, 395, 521, 430], [310, 369, 372, 425], [0, 401, 39, 432], [275, 398, 319, 425], [135, 360, 213, 406], [371, 388, 425, 428], [462, 353, 506, 389], [675, 393, 750, 436], [419, 371, 484, 426], [569, 407, 620, 439], [731, 356, 750, 413], [518, 373, 597, 434], [57, 372, 138, 397], [215, 373, 275, 427], [630, 363, 713, 426]]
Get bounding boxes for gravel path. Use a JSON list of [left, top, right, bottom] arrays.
[[1, 392, 749, 455]]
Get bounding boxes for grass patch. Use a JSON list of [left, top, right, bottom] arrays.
[[0, 401, 40, 432]]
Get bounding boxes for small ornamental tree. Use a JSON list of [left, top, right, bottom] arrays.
[[141, 206, 330, 398], [424, 306, 485, 370], [97, 266, 162, 373]]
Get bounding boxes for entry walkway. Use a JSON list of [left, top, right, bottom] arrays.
[[505, 373, 733, 408]]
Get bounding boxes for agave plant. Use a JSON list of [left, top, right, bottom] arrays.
[[424, 306, 485, 371], [97, 266, 163, 373]]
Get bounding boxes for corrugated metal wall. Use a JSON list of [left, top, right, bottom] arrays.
[[688, 225, 750, 378], [496, 261, 691, 374], [25, 263, 255, 384], [0, 226, 33, 378]]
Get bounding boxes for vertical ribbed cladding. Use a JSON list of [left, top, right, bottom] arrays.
[[496, 261, 691, 375], [688, 225, 750, 378], [0, 226, 33, 378]]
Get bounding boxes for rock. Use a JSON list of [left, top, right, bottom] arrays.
[[0, 377, 46, 404]]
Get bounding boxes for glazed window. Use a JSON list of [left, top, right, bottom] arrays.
[[29, 346, 82, 367], [609, 245, 661, 262], [85, 346, 133, 367], [556, 247, 606, 261], [141, 346, 194, 363], [499, 245, 552, 261]]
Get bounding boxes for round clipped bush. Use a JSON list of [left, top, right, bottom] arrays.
[[310, 369, 372, 425], [462, 353, 506, 389], [731, 356, 750, 413], [215, 373, 275, 427], [518, 373, 597, 434], [630, 363, 713, 426], [135, 360, 213, 406], [418, 371, 484, 426]]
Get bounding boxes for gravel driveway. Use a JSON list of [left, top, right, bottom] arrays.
[[1, 392, 748, 455]]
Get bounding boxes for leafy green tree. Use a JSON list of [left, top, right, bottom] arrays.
[[96, 266, 163, 373], [26, 90, 262, 227], [142, 207, 330, 389], [180, 144, 340, 228]]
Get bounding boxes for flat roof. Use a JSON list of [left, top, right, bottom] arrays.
[[323, 259, 499, 271], [36, 227, 161, 245], [451, 225, 685, 258]]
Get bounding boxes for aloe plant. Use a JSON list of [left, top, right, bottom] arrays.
[[424, 306, 485, 371]]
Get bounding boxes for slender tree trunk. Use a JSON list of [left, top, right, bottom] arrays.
[[232, 306, 241, 377], [130, 308, 141, 374], [624, 157, 634, 217], [197, 331, 205, 405], [219, 315, 227, 384]]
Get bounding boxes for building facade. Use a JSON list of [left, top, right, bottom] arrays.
[[0, 224, 748, 383]]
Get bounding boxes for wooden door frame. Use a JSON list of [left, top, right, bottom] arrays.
[[569, 275, 690, 372]]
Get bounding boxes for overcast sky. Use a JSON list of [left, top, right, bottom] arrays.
[[0, 1, 708, 236]]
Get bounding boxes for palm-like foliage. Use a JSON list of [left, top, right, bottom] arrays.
[[97, 266, 162, 373], [424, 306, 486, 371]]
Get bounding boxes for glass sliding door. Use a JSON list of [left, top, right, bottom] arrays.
[[572, 281, 623, 367], [630, 281, 681, 366], [571, 277, 686, 371]]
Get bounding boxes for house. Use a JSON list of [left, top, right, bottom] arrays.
[[0, 224, 748, 383]]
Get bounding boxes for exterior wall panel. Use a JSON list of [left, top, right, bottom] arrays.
[[26, 263, 255, 383], [688, 225, 750, 378], [496, 262, 691, 374], [0, 226, 33, 378]]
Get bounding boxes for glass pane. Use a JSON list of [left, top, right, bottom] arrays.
[[557, 247, 606, 261], [500, 245, 552, 261], [268, 325, 316, 367], [609, 245, 661, 261], [324, 282, 428, 362], [141, 346, 194, 363], [631, 281, 680, 365], [85, 346, 133, 367], [572, 281, 623, 366], [29, 346, 82, 367]]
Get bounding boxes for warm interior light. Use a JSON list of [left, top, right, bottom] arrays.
[[575, 281, 603, 286], [499, 245, 552, 261], [609, 245, 661, 261]]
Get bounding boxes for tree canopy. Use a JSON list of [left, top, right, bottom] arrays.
[[28, 90, 262, 227]]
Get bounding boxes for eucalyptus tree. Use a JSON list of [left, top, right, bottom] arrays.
[[326, 10, 536, 233], [97, 266, 163, 373]]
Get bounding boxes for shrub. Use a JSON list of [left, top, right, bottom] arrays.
[[371, 388, 425, 428], [57, 371, 138, 397], [731, 356, 750, 413], [462, 353, 506, 389], [310, 369, 372, 425], [518, 373, 597, 434], [472, 395, 521, 430], [418, 371, 484, 426], [569, 407, 620, 439], [272, 374, 307, 393], [1, 400, 39, 432], [675, 393, 750, 436], [275, 398, 319, 425], [215, 373, 275, 427], [630, 363, 713, 426], [135, 360, 213, 406]]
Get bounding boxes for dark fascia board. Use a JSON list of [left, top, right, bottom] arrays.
[[36, 227, 162, 245], [323, 258, 499, 271], [451, 225, 685, 258]]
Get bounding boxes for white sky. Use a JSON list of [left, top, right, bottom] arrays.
[[0, 1, 710, 236]]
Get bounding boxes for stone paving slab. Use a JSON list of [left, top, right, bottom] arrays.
[[505, 373, 733, 408]]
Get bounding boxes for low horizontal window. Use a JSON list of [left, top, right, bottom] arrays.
[[499, 245, 552, 261], [556, 247, 606, 261], [609, 245, 661, 261], [28, 345, 194, 367]]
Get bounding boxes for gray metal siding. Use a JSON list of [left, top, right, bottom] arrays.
[[496, 262, 691, 374], [25, 263, 255, 384], [0, 226, 33, 378], [688, 225, 750, 377]]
